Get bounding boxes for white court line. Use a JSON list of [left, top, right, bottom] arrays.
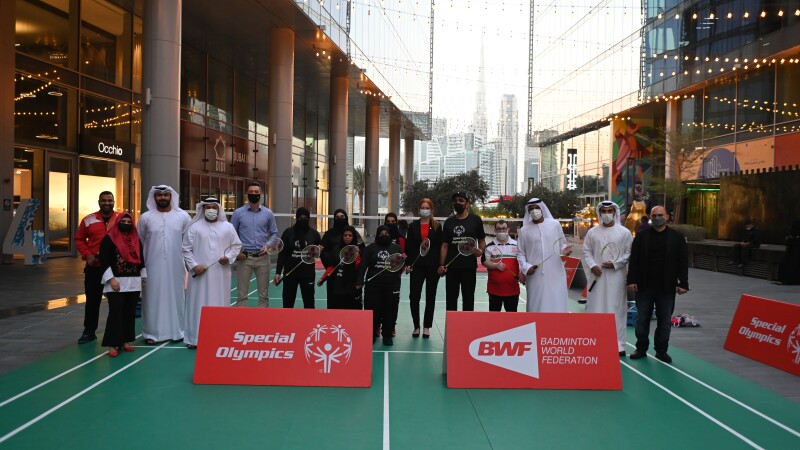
[[624, 342, 800, 438], [621, 361, 764, 449], [383, 352, 390, 450], [0, 341, 170, 445]]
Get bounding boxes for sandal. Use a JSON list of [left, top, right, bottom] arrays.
[[412, 328, 420, 338], [186, 344, 197, 349], [122, 343, 135, 352], [145, 339, 157, 345], [108, 347, 119, 357]]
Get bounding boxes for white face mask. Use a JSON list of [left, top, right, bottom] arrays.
[[496, 232, 508, 241], [531, 209, 543, 221], [601, 213, 615, 224], [419, 208, 431, 218], [204, 208, 219, 221]]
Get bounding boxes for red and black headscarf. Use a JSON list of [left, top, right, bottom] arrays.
[[107, 213, 141, 264]]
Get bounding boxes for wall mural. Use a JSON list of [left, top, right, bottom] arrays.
[[611, 119, 655, 231]]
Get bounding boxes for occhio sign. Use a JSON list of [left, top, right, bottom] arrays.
[[80, 134, 135, 163]]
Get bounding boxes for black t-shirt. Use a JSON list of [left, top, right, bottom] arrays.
[[646, 228, 667, 290], [442, 213, 486, 269]]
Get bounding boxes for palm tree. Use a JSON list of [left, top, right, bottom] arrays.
[[352, 166, 366, 225]]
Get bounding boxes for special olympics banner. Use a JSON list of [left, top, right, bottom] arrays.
[[724, 295, 800, 376], [194, 307, 373, 387], [446, 312, 622, 389]]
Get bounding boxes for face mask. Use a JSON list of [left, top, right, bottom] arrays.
[[453, 203, 466, 214], [601, 213, 615, 224], [651, 216, 666, 227], [376, 235, 391, 247], [204, 209, 218, 221], [295, 217, 309, 229], [386, 223, 398, 232], [419, 209, 431, 218], [118, 223, 132, 233], [334, 217, 347, 228], [531, 209, 543, 221], [496, 232, 508, 241], [247, 194, 261, 204]]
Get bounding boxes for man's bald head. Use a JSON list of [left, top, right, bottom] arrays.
[[651, 206, 666, 216]]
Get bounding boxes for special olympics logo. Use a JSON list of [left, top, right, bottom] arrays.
[[378, 250, 390, 260], [304, 324, 352, 374], [788, 324, 800, 365], [453, 225, 465, 236]]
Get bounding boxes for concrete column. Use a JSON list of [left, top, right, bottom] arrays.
[[0, 0, 14, 261], [404, 135, 414, 191], [141, 0, 181, 209], [364, 98, 380, 236], [329, 74, 348, 216], [268, 28, 294, 231], [665, 100, 679, 179], [387, 120, 400, 214]]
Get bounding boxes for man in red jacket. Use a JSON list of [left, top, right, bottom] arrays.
[[75, 191, 121, 344]]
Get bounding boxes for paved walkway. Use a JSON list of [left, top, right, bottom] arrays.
[[0, 256, 798, 401]]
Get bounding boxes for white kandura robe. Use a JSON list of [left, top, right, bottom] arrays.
[[182, 219, 241, 346], [582, 223, 632, 352], [517, 219, 569, 312], [138, 209, 191, 341]]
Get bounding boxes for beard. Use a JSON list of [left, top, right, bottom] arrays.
[[156, 199, 170, 208]]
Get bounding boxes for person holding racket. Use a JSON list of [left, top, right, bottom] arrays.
[[274, 207, 322, 309], [438, 192, 486, 312], [231, 182, 279, 308], [357, 225, 404, 345], [517, 198, 571, 312], [322, 226, 363, 309], [481, 220, 521, 312], [627, 206, 689, 364], [405, 198, 442, 338], [582, 201, 632, 356], [321, 209, 365, 308], [182, 197, 241, 349]]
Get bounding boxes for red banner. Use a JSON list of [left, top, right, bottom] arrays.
[[724, 295, 800, 376], [563, 256, 580, 288], [194, 307, 373, 387], [445, 312, 622, 389]]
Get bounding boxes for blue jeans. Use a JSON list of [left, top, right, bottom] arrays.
[[634, 288, 676, 353]]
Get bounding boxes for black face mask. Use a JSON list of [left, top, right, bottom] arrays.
[[247, 194, 261, 204], [376, 235, 391, 247], [386, 223, 399, 235], [453, 203, 466, 214], [118, 223, 133, 233], [295, 217, 310, 230], [334, 217, 347, 228]]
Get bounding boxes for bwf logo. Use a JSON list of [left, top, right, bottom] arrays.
[[468, 323, 539, 378]]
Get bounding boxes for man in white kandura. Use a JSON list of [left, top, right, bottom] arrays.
[[516, 198, 572, 312], [582, 200, 633, 356], [138, 185, 191, 344], [182, 197, 241, 349]]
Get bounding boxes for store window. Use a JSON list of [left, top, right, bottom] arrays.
[[181, 46, 206, 123], [234, 72, 255, 136], [80, 0, 133, 87], [207, 59, 232, 133], [78, 157, 130, 219], [82, 93, 133, 143], [14, 73, 71, 146], [13, 147, 45, 230], [737, 66, 775, 135], [776, 61, 800, 130], [15, 0, 70, 68]]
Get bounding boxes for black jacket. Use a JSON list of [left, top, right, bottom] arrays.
[[627, 226, 689, 292], [357, 242, 403, 286], [405, 219, 443, 268], [276, 226, 322, 279]]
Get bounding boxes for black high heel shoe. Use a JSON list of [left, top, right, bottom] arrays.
[[422, 328, 430, 339], [412, 328, 420, 338]]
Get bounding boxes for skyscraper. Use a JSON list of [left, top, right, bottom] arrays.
[[497, 94, 519, 194], [469, 36, 488, 141]]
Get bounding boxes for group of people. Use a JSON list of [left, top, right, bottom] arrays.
[[76, 184, 689, 361]]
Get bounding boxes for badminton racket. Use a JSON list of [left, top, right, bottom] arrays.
[[485, 245, 518, 277], [443, 237, 477, 268], [366, 253, 407, 282], [260, 237, 284, 256], [529, 236, 573, 272], [588, 242, 620, 292], [191, 242, 243, 278], [317, 245, 360, 286], [407, 238, 431, 268], [274, 245, 321, 285]]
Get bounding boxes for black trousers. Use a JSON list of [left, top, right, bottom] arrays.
[[445, 267, 477, 311], [102, 291, 138, 347], [365, 282, 400, 338], [282, 276, 315, 309], [83, 266, 105, 333], [634, 288, 676, 353], [489, 294, 519, 312], [732, 243, 753, 265], [409, 266, 440, 328]]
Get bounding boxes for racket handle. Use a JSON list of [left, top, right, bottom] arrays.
[[191, 273, 198, 278], [273, 276, 283, 286], [588, 279, 598, 292]]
